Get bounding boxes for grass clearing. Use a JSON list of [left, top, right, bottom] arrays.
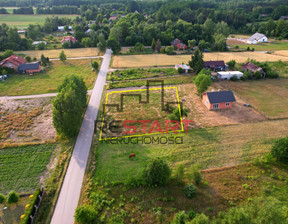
[[94, 119, 288, 183], [218, 79, 288, 118], [0, 58, 102, 96], [108, 75, 193, 89], [0, 144, 54, 194], [230, 42, 288, 51], [0, 14, 78, 29], [112, 52, 288, 68], [108, 68, 179, 81], [12, 47, 99, 59]]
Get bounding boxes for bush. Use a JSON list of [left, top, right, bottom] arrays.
[[227, 60, 236, 69], [188, 169, 202, 186], [244, 71, 252, 80], [7, 191, 19, 204], [75, 205, 98, 224], [0, 193, 5, 204], [168, 107, 188, 122], [172, 211, 187, 224], [266, 70, 279, 78], [230, 75, 238, 81], [143, 158, 171, 187], [183, 184, 197, 199], [25, 55, 31, 62], [177, 67, 184, 74], [190, 213, 209, 224], [271, 137, 288, 164], [188, 210, 196, 220], [254, 71, 262, 79], [174, 164, 185, 184]]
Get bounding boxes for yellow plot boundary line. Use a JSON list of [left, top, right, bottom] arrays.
[[99, 87, 184, 140]]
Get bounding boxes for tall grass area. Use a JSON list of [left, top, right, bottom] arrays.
[[0, 58, 101, 96], [108, 68, 179, 81], [0, 144, 54, 193], [93, 119, 288, 183]]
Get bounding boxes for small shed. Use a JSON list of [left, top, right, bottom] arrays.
[[175, 64, 191, 73], [217, 71, 243, 80], [202, 90, 236, 110], [247, 33, 268, 44]]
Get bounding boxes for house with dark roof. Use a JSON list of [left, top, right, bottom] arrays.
[[280, 16, 288, 20], [204, 60, 226, 71], [242, 62, 265, 75], [0, 55, 26, 71], [202, 90, 236, 110], [18, 62, 41, 74]]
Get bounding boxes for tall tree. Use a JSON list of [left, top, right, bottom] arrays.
[[151, 38, 156, 52], [53, 76, 87, 138], [97, 33, 106, 52], [59, 50, 67, 62], [189, 49, 204, 74], [155, 39, 161, 52]]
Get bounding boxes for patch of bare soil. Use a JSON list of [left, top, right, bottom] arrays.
[[226, 38, 247, 45], [178, 84, 266, 128], [0, 97, 56, 147]]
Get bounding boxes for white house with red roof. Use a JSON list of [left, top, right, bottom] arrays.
[[60, 36, 77, 44]]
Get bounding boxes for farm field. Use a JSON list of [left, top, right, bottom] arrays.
[[217, 79, 288, 118], [0, 144, 54, 193], [0, 14, 78, 29], [94, 119, 288, 183], [0, 58, 101, 96], [230, 42, 288, 51], [11, 47, 99, 59], [111, 52, 288, 68]]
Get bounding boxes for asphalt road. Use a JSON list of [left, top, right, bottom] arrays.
[[50, 49, 112, 224]]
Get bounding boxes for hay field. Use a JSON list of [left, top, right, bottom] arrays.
[[112, 51, 288, 68], [12, 48, 99, 59]]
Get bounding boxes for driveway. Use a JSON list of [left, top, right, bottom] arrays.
[[50, 49, 112, 224]]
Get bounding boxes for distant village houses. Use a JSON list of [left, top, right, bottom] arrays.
[[280, 16, 288, 20], [58, 26, 72, 32], [247, 33, 268, 44]]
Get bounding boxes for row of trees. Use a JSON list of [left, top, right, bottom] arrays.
[[36, 5, 79, 14]]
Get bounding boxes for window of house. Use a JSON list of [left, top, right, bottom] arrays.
[[226, 102, 230, 106], [213, 104, 219, 109], [206, 100, 208, 105]]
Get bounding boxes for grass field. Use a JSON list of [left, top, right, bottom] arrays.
[[3, 7, 37, 14], [12, 48, 99, 59], [0, 14, 78, 29], [94, 119, 288, 183], [108, 75, 193, 89], [111, 52, 288, 68], [0, 144, 54, 193], [0, 58, 101, 96], [230, 42, 288, 51], [218, 79, 288, 118]]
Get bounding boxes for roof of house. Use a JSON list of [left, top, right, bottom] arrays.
[[175, 64, 190, 70], [61, 36, 77, 43], [242, 62, 263, 73], [18, 63, 40, 71], [171, 38, 182, 46], [109, 16, 117, 20], [206, 90, 236, 104], [247, 33, 267, 42], [280, 16, 288, 20], [204, 60, 225, 67], [0, 55, 26, 66]]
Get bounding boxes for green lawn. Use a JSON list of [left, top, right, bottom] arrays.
[[231, 42, 288, 51], [0, 58, 101, 96], [0, 144, 54, 193], [0, 14, 78, 29], [94, 119, 288, 183]]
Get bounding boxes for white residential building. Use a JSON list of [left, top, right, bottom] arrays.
[[217, 71, 243, 80], [247, 33, 268, 44]]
